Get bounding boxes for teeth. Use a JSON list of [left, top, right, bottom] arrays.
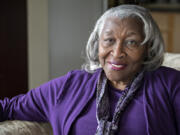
[[111, 64, 124, 68]]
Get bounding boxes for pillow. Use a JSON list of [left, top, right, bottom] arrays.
[[163, 52, 180, 71]]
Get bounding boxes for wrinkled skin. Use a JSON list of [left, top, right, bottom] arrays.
[[98, 17, 147, 90]]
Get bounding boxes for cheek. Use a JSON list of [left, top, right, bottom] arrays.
[[132, 53, 144, 62], [128, 50, 146, 67], [98, 51, 105, 66], [98, 45, 112, 66], [98, 41, 112, 56], [129, 47, 146, 61], [98, 47, 108, 67], [98, 46, 106, 60]]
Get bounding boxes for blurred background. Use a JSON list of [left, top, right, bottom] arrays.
[[0, 0, 180, 98]]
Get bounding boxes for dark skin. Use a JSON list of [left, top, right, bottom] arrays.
[[98, 17, 147, 90]]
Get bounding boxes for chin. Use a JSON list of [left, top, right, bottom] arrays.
[[106, 72, 126, 83]]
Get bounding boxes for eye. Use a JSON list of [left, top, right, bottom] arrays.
[[124, 40, 139, 49], [104, 38, 115, 45]]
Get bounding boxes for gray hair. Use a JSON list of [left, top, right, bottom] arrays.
[[82, 4, 165, 73]]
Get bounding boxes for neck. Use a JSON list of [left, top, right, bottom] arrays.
[[110, 80, 130, 90]]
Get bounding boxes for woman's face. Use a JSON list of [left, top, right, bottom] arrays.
[[98, 17, 147, 90]]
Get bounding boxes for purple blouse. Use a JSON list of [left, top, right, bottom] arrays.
[[0, 66, 180, 135]]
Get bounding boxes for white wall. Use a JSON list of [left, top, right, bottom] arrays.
[[49, 0, 103, 78], [27, 0, 102, 89], [27, 0, 49, 89]]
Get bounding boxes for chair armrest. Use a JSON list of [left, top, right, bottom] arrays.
[[0, 120, 53, 135]]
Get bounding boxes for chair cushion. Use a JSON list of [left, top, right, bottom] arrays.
[[0, 120, 53, 135], [163, 52, 180, 71]]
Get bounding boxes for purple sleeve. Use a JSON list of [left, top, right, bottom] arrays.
[[171, 74, 180, 134], [0, 73, 69, 122]]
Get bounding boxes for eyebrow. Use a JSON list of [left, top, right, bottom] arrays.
[[103, 30, 113, 35], [126, 31, 139, 37], [103, 30, 141, 37]]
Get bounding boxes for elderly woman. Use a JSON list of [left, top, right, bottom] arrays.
[[0, 4, 180, 135]]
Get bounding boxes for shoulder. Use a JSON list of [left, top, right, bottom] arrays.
[[48, 68, 101, 86], [144, 66, 180, 92], [35, 69, 101, 96], [145, 66, 180, 80], [63, 68, 101, 84], [35, 69, 102, 104], [51, 68, 101, 94], [68, 69, 100, 79]]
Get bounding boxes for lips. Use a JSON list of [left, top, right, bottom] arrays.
[[108, 61, 127, 70]]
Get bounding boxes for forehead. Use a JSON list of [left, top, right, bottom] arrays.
[[101, 17, 144, 35]]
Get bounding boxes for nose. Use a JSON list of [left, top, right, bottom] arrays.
[[111, 41, 126, 58]]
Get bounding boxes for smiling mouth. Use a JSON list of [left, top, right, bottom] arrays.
[[109, 63, 127, 70], [111, 64, 124, 68]]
